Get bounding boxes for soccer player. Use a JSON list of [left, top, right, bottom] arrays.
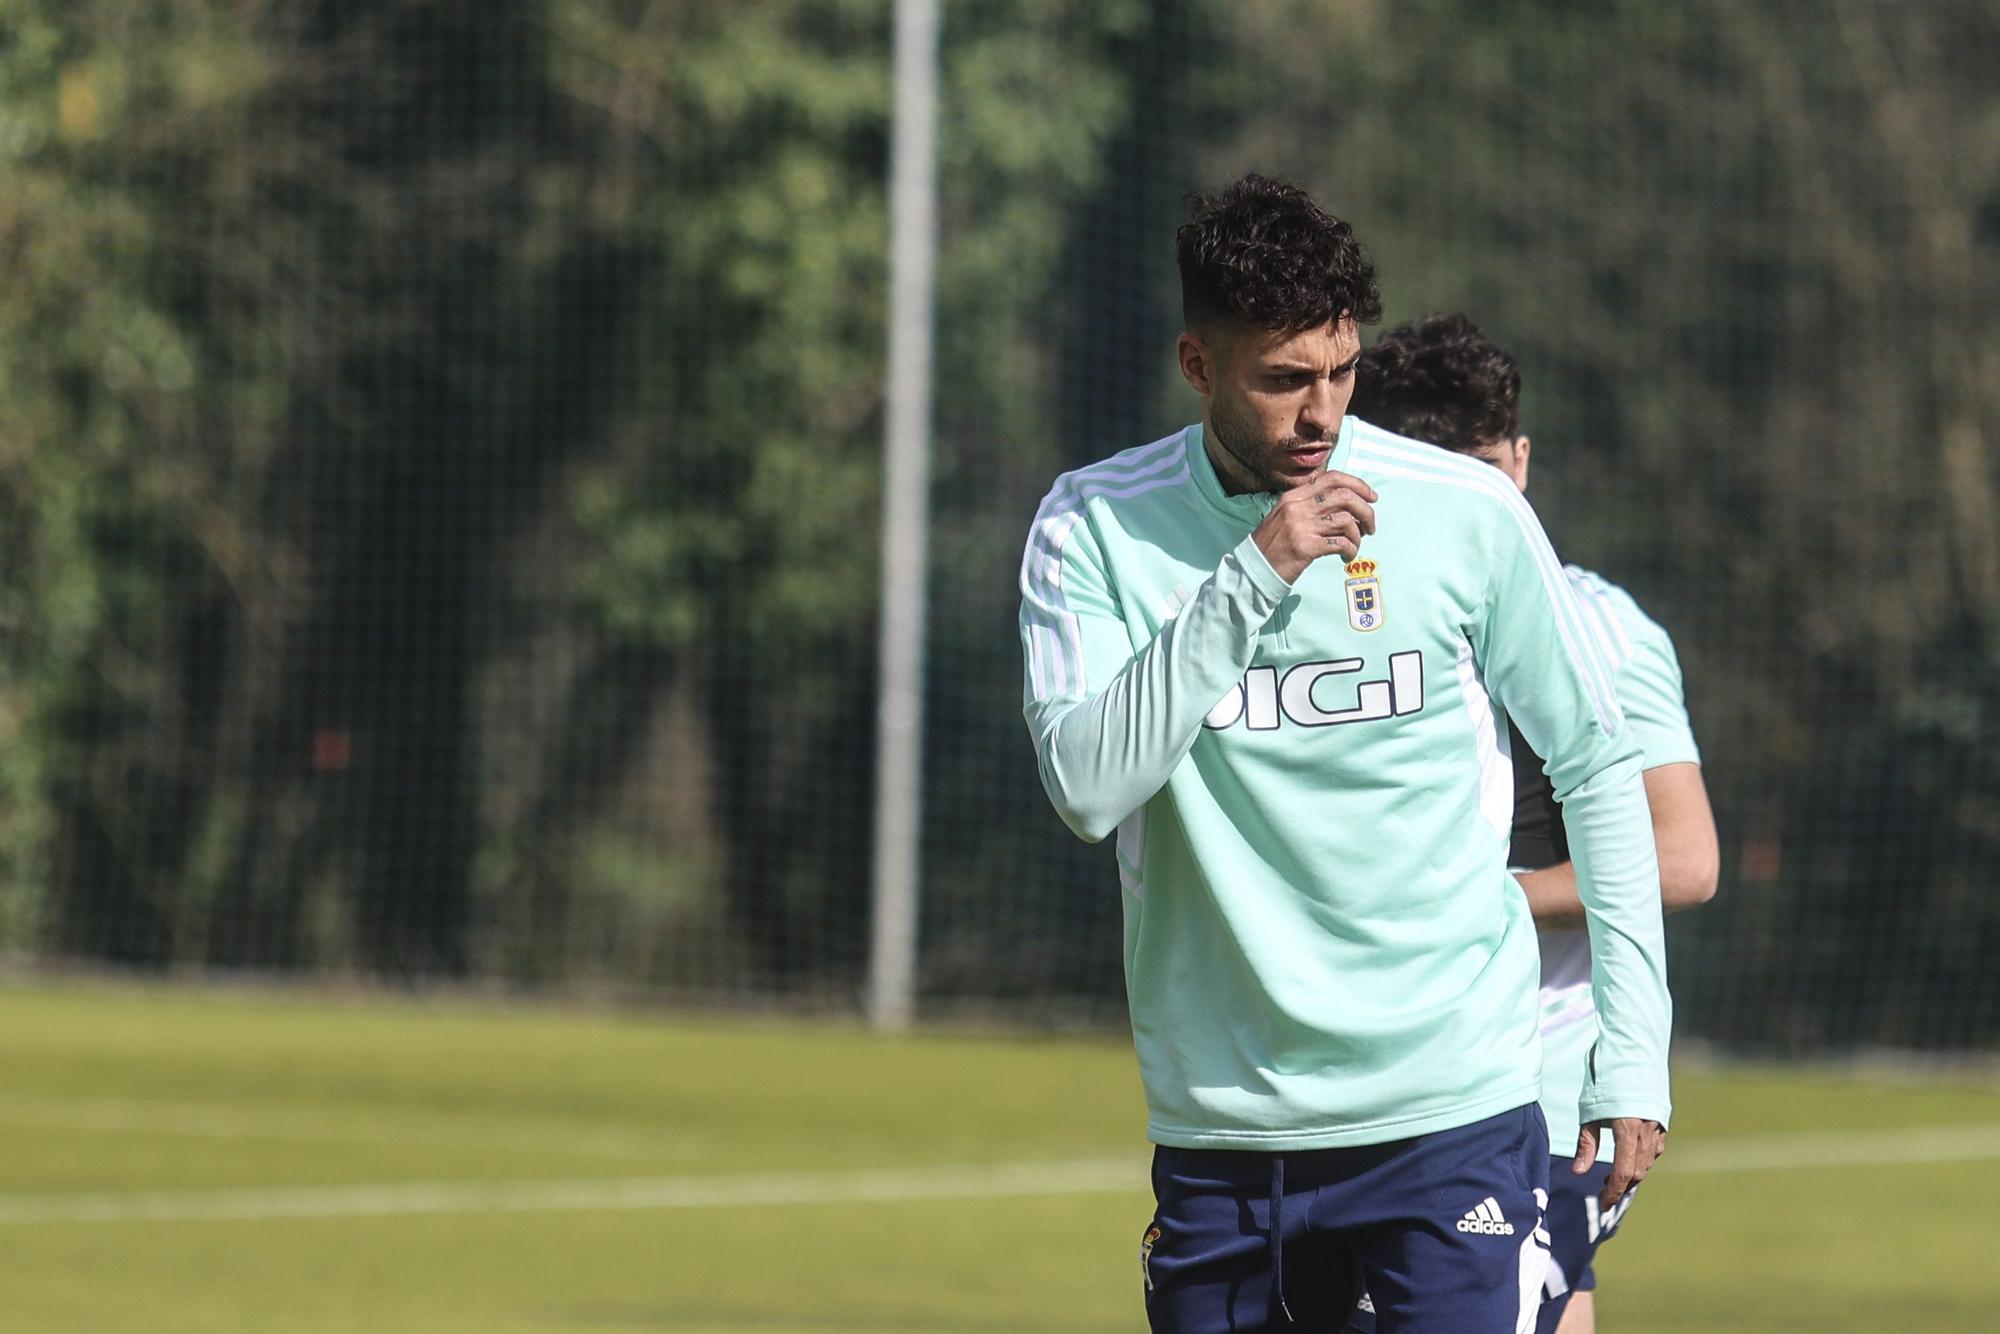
[[1346, 313, 1719, 1334], [1018, 174, 1672, 1333]]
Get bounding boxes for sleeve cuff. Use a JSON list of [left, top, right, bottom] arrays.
[[1577, 1096, 1673, 1130], [1230, 532, 1294, 603]]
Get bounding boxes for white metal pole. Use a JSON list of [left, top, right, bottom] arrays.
[[867, 0, 940, 1031]]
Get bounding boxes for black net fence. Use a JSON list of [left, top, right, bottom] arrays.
[[3, 0, 1997, 1052]]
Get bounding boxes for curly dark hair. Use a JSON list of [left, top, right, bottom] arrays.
[[1350, 313, 1521, 451], [1176, 174, 1382, 337]]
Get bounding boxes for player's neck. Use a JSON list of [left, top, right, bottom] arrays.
[[1200, 421, 1265, 497]]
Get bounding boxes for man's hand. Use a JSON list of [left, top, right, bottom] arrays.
[[1574, 1117, 1667, 1211], [1252, 469, 1378, 583]]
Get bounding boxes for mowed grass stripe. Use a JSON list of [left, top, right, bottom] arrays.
[[0, 1158, 1142, 1225], [5, 1123, 2000, 1226], [0, 1094, 706, 1160], [1673, 1121, 2000, 1172]]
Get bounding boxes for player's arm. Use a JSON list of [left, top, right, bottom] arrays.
[[1516, 764, 1718, 924], [1518, 620, 1719, 923], [1020, 469, 1373, 842], [1471, 500, 1670, 1210]]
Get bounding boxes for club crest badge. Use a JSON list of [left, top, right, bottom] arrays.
[[1344, 558, 1384, 632], [1141, 1224, 1162, 1291]]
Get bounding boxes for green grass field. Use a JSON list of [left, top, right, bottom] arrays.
[[1, 982, 1996, 1332]]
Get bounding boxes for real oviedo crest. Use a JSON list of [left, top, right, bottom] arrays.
[[1344, 558, 1384, 632]]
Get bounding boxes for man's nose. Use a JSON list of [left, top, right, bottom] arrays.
[[1298, 378, 1336, 438]]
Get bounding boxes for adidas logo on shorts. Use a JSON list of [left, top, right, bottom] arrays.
[[1454, 1196, 1515, 1236]]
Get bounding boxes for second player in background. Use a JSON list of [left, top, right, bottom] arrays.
[[1347, 314, 1720, 1334]]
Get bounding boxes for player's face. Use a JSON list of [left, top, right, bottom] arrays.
[[1181, 318, 1363, 494], [1466, 434, 1532, 493]]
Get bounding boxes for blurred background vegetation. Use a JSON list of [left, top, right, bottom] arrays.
[[1, 0, 1995, 1052]]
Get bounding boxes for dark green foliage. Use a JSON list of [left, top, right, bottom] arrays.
[[2, 0, 1996, 1048]]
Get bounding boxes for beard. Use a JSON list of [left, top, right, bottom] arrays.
[[1208, 391, 1322, 495]]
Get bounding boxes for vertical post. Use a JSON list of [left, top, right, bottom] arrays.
[[868, 0, 940, 1032]]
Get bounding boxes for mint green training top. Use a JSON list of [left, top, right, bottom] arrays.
[[1018, 416, 1672, 1150], [1538, 565, 1702, 1161]]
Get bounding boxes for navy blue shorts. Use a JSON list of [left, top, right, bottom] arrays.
[[1346, 1156, 1636, 1334], [1533, 1157, 1635, 1331], [1143, 1104, 1551, 1333]]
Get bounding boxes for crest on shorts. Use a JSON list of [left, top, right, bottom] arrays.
[[1344, 558, 1384, 632], [1141, 1224, 1161, 1291]]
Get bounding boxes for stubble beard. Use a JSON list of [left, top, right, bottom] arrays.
[[1209, 392, 1306, 496]]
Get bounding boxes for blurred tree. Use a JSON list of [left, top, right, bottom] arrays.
[[1, 0, 649, 977], [527, 0, 1158, 994], [1, 1, 300, 964]]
